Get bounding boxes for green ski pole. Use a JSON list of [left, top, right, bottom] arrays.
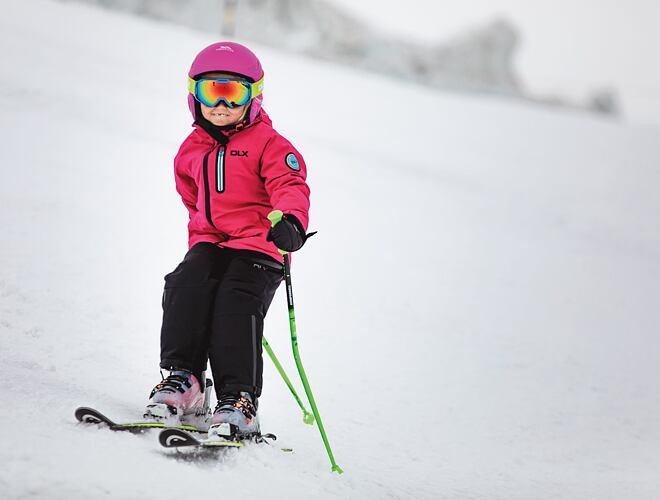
[[268, 210, 343, 474], [262, 335, 315, 425]]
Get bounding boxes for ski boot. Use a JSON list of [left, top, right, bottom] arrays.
[[208, 392, 260, 441], [144, 369, 212, 425]]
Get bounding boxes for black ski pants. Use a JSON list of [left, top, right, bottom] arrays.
[[160, 242, 283, 398]]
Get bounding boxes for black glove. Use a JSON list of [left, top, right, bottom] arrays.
[[267, 214, 309, 252]]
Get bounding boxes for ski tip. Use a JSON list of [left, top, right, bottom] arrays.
[[74, 406, 93, 422], [74, 406, 111, 426], [159, 428, 200, 448]]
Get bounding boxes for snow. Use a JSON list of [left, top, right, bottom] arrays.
[[2, 1, 660, 498]]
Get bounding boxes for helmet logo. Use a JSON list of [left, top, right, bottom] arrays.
[[216, 45, 234, 52]]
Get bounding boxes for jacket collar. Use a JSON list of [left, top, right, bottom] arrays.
[[193, 109, 272, 145]]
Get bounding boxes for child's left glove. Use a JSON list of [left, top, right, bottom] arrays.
[[267, 214, 311, 252]]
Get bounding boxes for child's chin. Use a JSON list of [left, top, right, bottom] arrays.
[[210, 119, 233, 126]]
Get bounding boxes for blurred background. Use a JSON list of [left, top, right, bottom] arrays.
[[1, 1, 659, 499], [59, 0, 660, 122]]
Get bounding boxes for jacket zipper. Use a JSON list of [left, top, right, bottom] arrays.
[[202, 150, 217, 229], [216, 145, 225, 193]]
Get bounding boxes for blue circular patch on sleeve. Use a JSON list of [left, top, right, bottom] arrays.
[[285, 152, 300, 171]]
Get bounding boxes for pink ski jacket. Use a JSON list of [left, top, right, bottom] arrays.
[[173, 110, 310, 263]]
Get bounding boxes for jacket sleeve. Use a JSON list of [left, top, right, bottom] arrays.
[[173, 147, 198, 219], [260, 134, 311, 230]]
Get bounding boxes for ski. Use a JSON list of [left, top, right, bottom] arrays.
[[74, 406, 208, 434], [159, 428, 244, 449], [159, 427, 291, 452]]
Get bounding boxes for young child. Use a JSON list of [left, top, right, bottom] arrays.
[[145, 42, 311, 439]]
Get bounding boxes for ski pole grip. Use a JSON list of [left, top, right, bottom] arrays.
[[268, 210, 283, 227], [267, 210, 287, 255]]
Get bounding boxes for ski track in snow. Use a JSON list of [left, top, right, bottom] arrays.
[[1, 1, 660, 499]]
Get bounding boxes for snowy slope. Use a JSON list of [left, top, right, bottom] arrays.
[[1, 1, 660, 499]]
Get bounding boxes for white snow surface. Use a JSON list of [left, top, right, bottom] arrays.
[[1, 1, 660, 499]]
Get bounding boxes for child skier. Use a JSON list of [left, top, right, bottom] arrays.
[[145, 42, 311, 439]]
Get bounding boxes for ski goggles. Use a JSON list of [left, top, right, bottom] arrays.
[[188, 76, 264, 108]]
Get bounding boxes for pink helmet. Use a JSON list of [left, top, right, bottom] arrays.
[[188, 42, 264, 123]]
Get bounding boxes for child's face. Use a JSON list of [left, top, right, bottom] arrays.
[[199, 72, 249, 127]]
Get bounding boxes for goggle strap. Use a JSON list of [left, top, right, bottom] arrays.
[[250, 76, 264, 98], [187, 76, 264, 99]]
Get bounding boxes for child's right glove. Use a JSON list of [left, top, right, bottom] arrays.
[[266, 214, 311, 252]]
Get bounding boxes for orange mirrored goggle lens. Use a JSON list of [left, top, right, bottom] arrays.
[[194, 78, 252, 108]]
